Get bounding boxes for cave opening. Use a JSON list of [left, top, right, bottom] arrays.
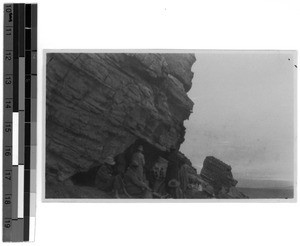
[[70, 138, 170, 189], [121, 138, 169, 184]]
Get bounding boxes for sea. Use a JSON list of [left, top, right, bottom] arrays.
[[236, 179, 294, 199]]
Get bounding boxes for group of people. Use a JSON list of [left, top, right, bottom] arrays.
[[94, 145, 151, 198], [94, 145, 194, 198]]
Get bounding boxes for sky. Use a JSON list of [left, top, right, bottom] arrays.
[[180, 51, 296, 185]]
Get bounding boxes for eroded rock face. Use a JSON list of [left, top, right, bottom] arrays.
[[46, 53, 196, 196]]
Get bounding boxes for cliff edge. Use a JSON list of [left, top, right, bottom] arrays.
[[46, 53, 196, 197]]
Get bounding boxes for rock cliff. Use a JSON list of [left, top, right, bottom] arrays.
[[46, 53, 196, 198]]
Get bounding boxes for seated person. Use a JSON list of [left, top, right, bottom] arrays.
[[124, 160, 152, 198], [168, 179, 184, 198], [131, 145, 146, 181], [95, 156, 122, 198], [150, 156, 168, 196]]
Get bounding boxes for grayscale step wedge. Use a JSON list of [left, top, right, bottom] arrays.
[[2, 3, 37, 242]]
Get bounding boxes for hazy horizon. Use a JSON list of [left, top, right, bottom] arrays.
[[180, 51, 296, 187]]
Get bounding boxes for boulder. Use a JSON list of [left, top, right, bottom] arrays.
[[200, 156, 247, 198]]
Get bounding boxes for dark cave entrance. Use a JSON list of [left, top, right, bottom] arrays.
[[120, 138, 169, 183], [70, 138, 170, 188]]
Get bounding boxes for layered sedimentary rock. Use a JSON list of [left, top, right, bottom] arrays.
[[200, 156, 247, 198], [46, 53, 196, 197]]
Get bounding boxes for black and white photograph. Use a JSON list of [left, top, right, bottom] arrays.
[[1, 0, 300, 245], [45, 51, 296, 200]]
